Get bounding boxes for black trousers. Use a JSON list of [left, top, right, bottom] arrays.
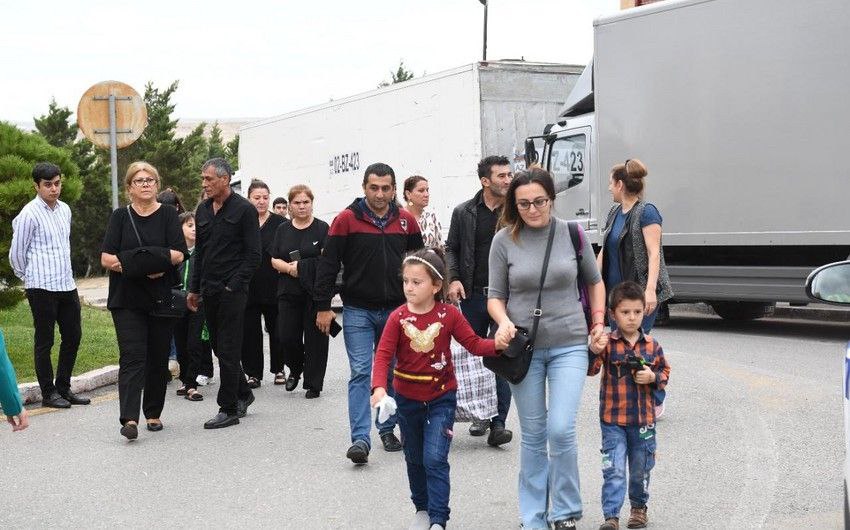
[[174, 303, 210, 390], [25, 289, 82, 396], [242, 301, 283, 379], [204, 289, 252, 414], [111, 308, 174, 425], [278, 294, 329, 391]]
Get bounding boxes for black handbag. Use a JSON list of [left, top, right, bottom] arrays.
[[125, 205, 188, 318], [483, 221, 556, 384], [149, 288, 188, 318]]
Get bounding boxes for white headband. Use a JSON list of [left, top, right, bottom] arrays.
[[403, 255, 444, 280]]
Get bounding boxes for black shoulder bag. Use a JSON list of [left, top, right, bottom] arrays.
[[483, 221, 556, 384], [125, 205, 188, 318]]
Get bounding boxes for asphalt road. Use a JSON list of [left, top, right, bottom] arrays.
[[1, 310, 846, 529]]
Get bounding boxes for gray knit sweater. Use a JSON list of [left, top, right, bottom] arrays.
[[488, 217, 601, 349]]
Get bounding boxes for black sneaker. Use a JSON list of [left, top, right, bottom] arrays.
[[487, 422, 513, 447], [42, 392, 71, 409], [469, 419, 489, 436], [346, 440, 369, 464], [237, 391, 255, 418], [380, 431, 403, 452], [203, 412, 239, 429], [59, 391, 91, 405], [553, 519, 577, 530]]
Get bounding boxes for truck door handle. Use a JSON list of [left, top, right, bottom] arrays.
[[575, 208, 589, 216]]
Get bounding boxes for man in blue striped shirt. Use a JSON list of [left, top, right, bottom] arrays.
[[9, 162, 89, 408]]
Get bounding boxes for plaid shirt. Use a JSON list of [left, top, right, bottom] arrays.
[[588, 330, 670, 426]]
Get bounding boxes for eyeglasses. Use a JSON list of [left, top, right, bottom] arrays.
[[516, 198, 550, 211], [132, 178, 158, 187]]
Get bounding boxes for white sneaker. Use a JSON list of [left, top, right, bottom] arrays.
[[168, 360, 180, 379], [196, 375, 214, 386], [429, 524, 444, 530], [409, 511, 429, 530]]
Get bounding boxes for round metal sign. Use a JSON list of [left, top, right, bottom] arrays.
[[77, 81, 147, 149]]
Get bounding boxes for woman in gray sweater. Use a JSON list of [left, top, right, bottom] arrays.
[[488, 168, 606, 530]]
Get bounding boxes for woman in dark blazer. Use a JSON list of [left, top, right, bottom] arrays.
[[271, 184, 329, 398], [101, 161, 187, 440], [241, 179, 287, 388]]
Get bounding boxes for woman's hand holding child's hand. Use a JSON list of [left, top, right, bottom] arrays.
[[495, 320, 516, 349], [370, 387, 386, 408], [589, 329, 609, 354], [633, 365, 656, 385]]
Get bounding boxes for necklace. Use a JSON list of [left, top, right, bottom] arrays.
[[132, 201, 159, 216]]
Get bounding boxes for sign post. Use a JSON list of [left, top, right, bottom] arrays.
[[77, 81, 147, 209]]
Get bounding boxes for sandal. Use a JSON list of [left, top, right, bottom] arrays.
[[176, 385, 188, 396], [185, 388, 204, 401], [247, 376, 261, 389], [273, 372, 286, 385]]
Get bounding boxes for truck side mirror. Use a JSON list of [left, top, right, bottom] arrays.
[[524, 138, 539, 167], [806, 261, 850, 305]]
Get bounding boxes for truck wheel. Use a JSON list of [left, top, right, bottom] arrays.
[[710, 301, 775, 321]]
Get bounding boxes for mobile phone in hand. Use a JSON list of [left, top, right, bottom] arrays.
[[289, 249, 301, 261], [329, 318, 342, 337]]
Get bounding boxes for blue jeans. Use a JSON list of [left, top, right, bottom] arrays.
[[396, 391, 456, 527], [600, 422, 657, 519], [342, 306, 396, 448], [510, 343, 588, 527], [610, 309, 664, 406], [460, 292, 511, 425]]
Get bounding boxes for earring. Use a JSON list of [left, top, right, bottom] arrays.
[[407, 201, 413, 207]]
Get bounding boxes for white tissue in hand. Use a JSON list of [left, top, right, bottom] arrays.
[[374, 395, 397, 423]]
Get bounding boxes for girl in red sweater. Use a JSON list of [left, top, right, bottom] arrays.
[[371, 249, 506, 530]]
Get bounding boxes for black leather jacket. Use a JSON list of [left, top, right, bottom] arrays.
[[445, 189, 484, 293]]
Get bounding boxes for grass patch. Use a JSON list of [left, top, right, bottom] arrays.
[[1, 299, 118, 383]]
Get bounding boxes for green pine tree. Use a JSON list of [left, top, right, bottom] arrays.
[[225, 133, 239, 171], [207, 122, 226, 159]]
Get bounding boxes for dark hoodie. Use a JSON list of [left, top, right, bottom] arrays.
[[314, 198, 423, 311]]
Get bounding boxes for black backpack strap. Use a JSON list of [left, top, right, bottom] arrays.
[[529, 221, 557, 341], [568, 221, 585, 289]]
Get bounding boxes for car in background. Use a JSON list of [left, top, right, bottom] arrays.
[[805, 260, 850, 528]]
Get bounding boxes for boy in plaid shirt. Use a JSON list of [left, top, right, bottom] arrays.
[[589, 281, 671, 530]]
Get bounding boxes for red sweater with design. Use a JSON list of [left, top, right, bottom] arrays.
[[372, 302, 498, 402]]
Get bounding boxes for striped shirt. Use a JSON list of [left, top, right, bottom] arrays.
[[588, 330, 670, 426], [9, 196, 76, 292]]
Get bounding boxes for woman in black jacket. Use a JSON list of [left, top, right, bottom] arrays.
[[101, 161, 187, 440], [271, 185, 329, 398], [242, 179, 287, 388]]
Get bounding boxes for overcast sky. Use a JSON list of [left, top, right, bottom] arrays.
[[2, 0, 619, 124]]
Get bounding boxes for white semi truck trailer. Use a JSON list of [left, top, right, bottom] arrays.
[[238, 61, 582, 230], [528, 0, 850, 319]]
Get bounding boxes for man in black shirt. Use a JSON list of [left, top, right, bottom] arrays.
[[187, 158, 261, 429], [445, 155, 514, 446]]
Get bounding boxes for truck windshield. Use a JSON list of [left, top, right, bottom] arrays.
[[548, 134, 586, 192]]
